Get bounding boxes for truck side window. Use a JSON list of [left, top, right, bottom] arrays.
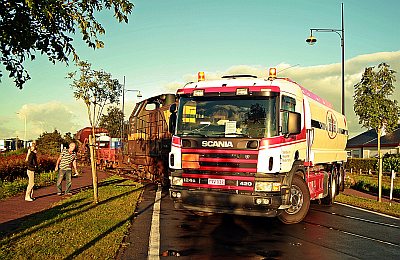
[[281, 95, 296, 134]]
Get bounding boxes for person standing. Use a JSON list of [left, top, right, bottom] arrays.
[[55, 142, 79, 195], [25, 142, 38, 201]]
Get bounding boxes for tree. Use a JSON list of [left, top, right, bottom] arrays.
[[36, 130, 76, 155], [99, 106, 127, 138], [36, 130, 65, 155], [354, 62, 400, 202], [0, 0, 134, 89], [63, 132, 75, 145], [68, 60, 122, 203]]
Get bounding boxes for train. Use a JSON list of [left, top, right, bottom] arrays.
[[75, 93, 176, 184]]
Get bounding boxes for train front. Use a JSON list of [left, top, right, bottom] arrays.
[[168, 71, 292, 217]]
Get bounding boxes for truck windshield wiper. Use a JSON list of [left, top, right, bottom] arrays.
[[181, 132, 208, 137], [211, 133, 250, 138]]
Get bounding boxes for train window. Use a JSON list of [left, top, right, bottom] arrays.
[[145, 103, 156, 111]]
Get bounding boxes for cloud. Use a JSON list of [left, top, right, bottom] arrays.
[[14, 101, 88, 140], [163, 51, 400, 137]]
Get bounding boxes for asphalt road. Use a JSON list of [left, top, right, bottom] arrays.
[[118, 185, 400, 260]]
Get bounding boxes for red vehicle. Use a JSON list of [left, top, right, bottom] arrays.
[[75, 127, 120, 168], [96, 133, 121, 169], [168, 69, 348, 224]]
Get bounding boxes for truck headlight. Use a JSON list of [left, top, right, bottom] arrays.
[[255, 182, 281, 192], [171, 177, 183, 186]]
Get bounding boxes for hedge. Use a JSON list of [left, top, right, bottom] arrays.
[[346, 158, 378, 172], [0, 153, 58, 181]]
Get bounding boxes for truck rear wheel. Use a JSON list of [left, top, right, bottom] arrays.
[[278, 175, 310, 224], [339, 166, 345, 192], [321, 174, 336, 205]]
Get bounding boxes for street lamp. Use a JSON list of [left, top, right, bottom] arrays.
[[16, 112, 27, 148], [121, 76, 142, 153], [306, 3, 345, 116]]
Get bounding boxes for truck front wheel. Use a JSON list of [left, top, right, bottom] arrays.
[[278, 175, 310, 224]]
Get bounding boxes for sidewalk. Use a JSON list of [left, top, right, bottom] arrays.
[[0, 167, 109, 235]]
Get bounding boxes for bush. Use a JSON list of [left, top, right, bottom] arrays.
[[0, 153, 57, 182], [383, 156, 400, 173], [0, 154, 26, 181], [346, 158, 378, 173], [0, 171, 58, 200], [0, 148, 28, 157]]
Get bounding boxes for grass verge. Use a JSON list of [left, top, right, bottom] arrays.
[[346, 173, 400, 198], [0, 171, 58, 200], [0, 176, 142, 260], [336, 193, 400, 218]]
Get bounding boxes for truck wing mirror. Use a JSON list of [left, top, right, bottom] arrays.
[[169, 104, 177, 134], [288, 111, 301, 135], [169, 103, 177, 113]]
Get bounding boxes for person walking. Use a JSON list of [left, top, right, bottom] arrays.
[[55, 142, 79, 195], [25, 142, 38, 202]]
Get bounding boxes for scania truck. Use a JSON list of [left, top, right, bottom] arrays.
[[169, 68, 348, 224]]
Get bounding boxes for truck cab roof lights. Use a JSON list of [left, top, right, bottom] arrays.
[[198, 72, 205, 82], [268, 68, 277, 81]]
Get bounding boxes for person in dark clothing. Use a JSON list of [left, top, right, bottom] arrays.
[[25, 142, 38, 201]]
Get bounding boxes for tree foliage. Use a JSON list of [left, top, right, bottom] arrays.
[[99, 106, 127, 138], [354, 62, 400, 201], [383, 155, 400, 173], [68, 60, 122, 129], [0, 0, 134, 89], [354, 62, 400, 133], [36, 129, 75, 155]]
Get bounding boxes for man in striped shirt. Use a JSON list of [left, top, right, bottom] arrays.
[[55, 142, 79, 195]]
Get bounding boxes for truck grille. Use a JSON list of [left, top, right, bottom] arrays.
[[180, 148, 258, 193]]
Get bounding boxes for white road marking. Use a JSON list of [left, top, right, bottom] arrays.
[[335, 202, 400, 221], [341, 230, 400, 248], [148, 185, 162, 260], [343, 215, 399, 228]]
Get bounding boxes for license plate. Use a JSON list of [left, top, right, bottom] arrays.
[[208, 178, 225, 186]]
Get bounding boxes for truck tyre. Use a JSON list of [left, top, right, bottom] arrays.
[[278, 175, 310, 224], [339, 166, 345, 192], [321, 174, 336, 205]]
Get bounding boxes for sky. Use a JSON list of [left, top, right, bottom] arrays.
[[1, 0, 399, 140]]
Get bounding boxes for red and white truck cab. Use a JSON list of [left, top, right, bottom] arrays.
[[169, 69, 348, 224]]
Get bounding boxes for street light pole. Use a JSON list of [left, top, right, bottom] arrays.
[[120, 77, 142, 155], [121, 76, 125, 144], [16, 112, 27, 148], [306, 3, 345, 116]]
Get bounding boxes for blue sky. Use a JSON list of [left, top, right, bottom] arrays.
[[1, 0, 399, 139]]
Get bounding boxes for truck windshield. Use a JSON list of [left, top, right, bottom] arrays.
[[176, 96, 277, 138]]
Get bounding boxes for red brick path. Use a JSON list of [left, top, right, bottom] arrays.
[[0, 167, 109, 231]]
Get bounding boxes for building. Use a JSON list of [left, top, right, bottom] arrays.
[[346, 125, 400, 158], [0, 138, 25, 152]]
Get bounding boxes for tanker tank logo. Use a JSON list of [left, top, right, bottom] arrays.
[[326, 111, 338, 139]]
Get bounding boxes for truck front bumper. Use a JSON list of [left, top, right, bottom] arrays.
[[169, 187, 286, 217]]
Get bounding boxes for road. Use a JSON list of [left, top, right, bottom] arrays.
[[118, 185, 400, 260]]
